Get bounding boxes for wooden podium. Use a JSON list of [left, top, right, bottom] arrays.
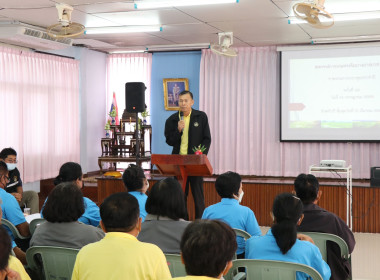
[[151, 154, 213, 192]]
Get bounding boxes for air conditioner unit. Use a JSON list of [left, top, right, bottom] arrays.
[[0, 25, 72, 50]]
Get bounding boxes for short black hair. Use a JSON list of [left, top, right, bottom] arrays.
[[179, 90, 193, 99], [0, 161, 7, 174], [54, 162, 83, 186], [0, 226, 12, 271], [215, 171, 241, 198], [42, 182, 85, 222], [271, 193, 303, 254], [294, 173, 319, 204], [0, 161, 8, 188], [100, 192, 139, 232], [145, 178, 187, 220], [0, 147, 17, 160], [122, 164, 145, 192], [180, 220, 237, 278]]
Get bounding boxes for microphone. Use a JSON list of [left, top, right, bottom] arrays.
[[179, 111, 184, 132]]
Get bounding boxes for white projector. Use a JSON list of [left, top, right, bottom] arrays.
[[320, 160, 346, 168]]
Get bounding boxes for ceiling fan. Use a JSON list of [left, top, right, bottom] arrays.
[[293, 0, 334, 29], [210, 32, 237, 57], [47, 3, 85, 39]]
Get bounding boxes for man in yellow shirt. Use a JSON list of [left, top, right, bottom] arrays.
[[164, 91, 211, 218], [72, 192, 171, 280]]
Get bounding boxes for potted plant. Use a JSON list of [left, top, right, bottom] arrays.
[[109, 107, 117, 125], [141, 110, 149, 125], [104, 121, 111, 138], [192, 144, 206, 155]]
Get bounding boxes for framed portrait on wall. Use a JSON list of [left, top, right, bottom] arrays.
[[163, 78, 189, 111]]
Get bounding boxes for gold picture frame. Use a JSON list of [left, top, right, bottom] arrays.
[[163, 78, 189, 111]]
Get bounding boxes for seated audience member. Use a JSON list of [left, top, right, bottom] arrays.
[[0, 148, 39, 214], [295, 173, 355, 280], [0, 226, 23, 280], [122, 164, 149, 222], [173, 219, 237, 280], [30, 182, 104, 249], [42, 162, 100, 227], [138, 177, 189, 253], [202, 171, 261, 258], [31, 182, 104, 248], [0, 161, 29, 264], [246, 193, 331, 280], [72, 192, 171, 280]]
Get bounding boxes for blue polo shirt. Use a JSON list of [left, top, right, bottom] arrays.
[[79, 197, 101, 227], [129, 191, 148, 222], [202, 198, 261, 255], [246, 229, 331, 280], [0, 188, 27, 241], [41, 196, 101, 227]]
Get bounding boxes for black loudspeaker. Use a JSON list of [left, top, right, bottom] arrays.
[[370, 167, 380, 187], [125, 82, 146, 113]]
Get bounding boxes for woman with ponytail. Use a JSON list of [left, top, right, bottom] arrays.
[[42, 162, 101, 227], [246, 193, 331, 280]]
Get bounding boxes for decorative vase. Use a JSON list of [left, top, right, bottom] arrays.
[[111, 117, 116, 125], [143, 117, 147, 125], [105, 130, 110, 138]]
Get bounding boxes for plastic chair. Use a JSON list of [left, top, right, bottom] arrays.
[[225, 259, 323, 280], [29, 218, 46, 235], [1, 218, 30, 239], [298, 232, 350, 261], [232, 228, 251, 260], [233, 228, 251, 240], [299, 231, 351, 279], [165, 253, 187, 277], [26, 246, 79, 280]]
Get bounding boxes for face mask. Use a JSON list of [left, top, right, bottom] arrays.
[[6, 163, 16, 171], [238, 191, 244, 203]]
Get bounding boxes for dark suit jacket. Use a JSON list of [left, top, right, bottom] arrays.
[[165, 109, 211, 155], [297, 203, 355, 280]]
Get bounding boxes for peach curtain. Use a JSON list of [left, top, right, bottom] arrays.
[[200, 46, 380, 178], [0, 47, 80, 182]]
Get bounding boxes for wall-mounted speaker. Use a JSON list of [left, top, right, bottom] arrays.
[[370, 167, 380, 187], [125, 82, 146, 113]]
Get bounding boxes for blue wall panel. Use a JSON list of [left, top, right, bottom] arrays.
[[150, 51, 201, 155]]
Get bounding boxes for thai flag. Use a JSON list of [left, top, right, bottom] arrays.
[[109, 92, 119, 125]]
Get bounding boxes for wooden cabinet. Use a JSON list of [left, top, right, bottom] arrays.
[[98, 120, 152, 172]]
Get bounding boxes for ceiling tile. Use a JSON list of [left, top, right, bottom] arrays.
[[0, 0, 53, 9], [75, 2, 134, 14], [93, 9, 200, 26]]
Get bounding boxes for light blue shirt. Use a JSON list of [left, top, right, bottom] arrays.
[[0, 188, 27, 241], [41, 196, 100, 227], [129, 191, 148, 222], [246, 229, 331, 280], [202, 198, 261, 255], [79, 197, 101, 227]]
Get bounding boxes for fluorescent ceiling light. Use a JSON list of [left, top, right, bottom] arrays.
[[288, 11, 380, 24], [85, 26, 162, 35], [311, 35, 380, 44], [110, 50, 146, 54], [146, 43, 210, 51], [135, 0, 238, 9]]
